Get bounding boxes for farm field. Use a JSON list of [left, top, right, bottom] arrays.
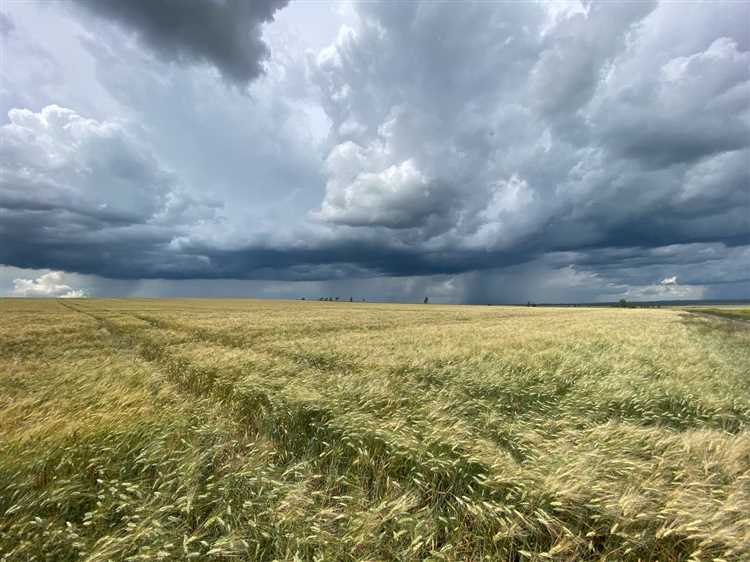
[[1, 299, 749, 561], [682, 307, 750, 323]]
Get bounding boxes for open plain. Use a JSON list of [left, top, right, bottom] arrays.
[[1, 299, 749, 561]]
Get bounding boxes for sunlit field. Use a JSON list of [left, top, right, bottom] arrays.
[[1, 299, 749, 561]]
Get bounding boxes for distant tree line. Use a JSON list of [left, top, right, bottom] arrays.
[[299, 296, 433, 303], [305, 297, 366, 302], [298, 297, 661, 308]]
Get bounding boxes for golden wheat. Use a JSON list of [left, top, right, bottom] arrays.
[[1, 299, 748, 561]]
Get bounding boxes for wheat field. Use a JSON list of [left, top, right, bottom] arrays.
[[1, 299, 749, 561]]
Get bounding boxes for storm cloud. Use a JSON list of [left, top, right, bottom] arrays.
[[72, 0, 288, 84], [1, 1, 749, 301]]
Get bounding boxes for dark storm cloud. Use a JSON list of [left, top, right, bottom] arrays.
[[72, 0, 288, 84], [0, 208, 530, 281], [0, 11, 14, 35], [2, 0, 750, 302], [309, 1, 749, 265], [0, 105, 222, 280]]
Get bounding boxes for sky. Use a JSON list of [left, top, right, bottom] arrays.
[[1, 0, 749, 303]]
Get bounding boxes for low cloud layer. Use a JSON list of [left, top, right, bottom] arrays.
[[1, 1, 749, 302]]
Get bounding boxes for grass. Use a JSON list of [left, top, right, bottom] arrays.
[[1, 299, 749, 561], [684, 307, 750, 323]]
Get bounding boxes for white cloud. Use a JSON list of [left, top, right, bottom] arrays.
[[621, 282, 705, 301], [0, 105, 171, 222], [11, 271, 88, 298], [661, 275, 677, 285], [315, 139, 445, 229]]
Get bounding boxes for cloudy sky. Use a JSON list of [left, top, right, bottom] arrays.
[[1, 0, 748, 302]]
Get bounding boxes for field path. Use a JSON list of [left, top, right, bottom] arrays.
[[685, 309, 750, 327]]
